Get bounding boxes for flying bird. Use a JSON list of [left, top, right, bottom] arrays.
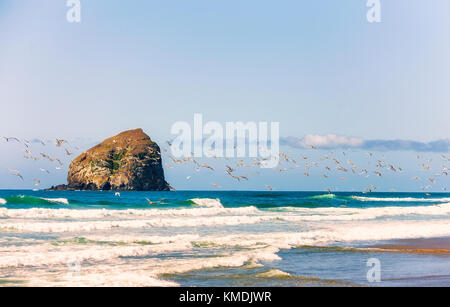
[[8, 169, 23, 180], [55, 139, 68, 147], [3, 137, 20, 143]]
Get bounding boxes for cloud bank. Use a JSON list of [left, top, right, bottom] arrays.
[[281, 134, 450, 153]]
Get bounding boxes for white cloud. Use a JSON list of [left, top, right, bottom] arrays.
[[281, 134, 363, 149], [281, 135, 450, 152], [300, 134, 364, 149]]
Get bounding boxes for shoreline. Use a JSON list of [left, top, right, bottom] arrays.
[[369, 237, 450, 255]]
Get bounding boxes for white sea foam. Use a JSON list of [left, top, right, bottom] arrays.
[[52, 274, 180, 287], [2, 219, 450, 269], [41, 198, 69, 205], [280, 203, 450, 221], [190, 198, 224, 208], [0, 215, 277, 233], [2, 197, 450, 286], [0, 198, 6, 205], [351, 196, 450, 202], [0, 206, 259, 220], [1, 204, 449, 233], [17, 247, 281, 287]]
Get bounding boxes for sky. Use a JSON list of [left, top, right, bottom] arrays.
[[0, 0, 449, 191]]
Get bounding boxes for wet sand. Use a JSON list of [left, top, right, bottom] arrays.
[[370, 237, 450, 255]]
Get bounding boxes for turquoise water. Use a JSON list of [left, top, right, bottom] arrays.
[[1, 190, 449, 209], [0, 190, 449, 286]]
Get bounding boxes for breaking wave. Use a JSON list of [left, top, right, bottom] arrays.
[[2, 196, 69, 205], [309, 194, 336, 200], [190, 198, 224, 208], [2, 191, 450, 286], [351, 196, 450, 203], [1, 219, 450, 270]]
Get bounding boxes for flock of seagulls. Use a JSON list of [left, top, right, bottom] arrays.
[[160, 143, 449, 193], [2, 136, 75, 187], [1, 136, 448, 194]]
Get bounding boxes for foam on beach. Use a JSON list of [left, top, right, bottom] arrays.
[[2, 192, 450, 287], [1, 219, 450, 270]]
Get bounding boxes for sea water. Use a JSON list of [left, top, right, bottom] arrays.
[[0, 190, 449, 286]]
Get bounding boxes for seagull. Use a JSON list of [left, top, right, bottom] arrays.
[[40, 153, 54, 162], [167, 185, 177, 191], [8, 169, 23, 180], [422, 164, 431, 171], [230, 175, 241, 182], [225, 165, 234, 173], [3, 137, 20, 143], [201, 163, 214, 171], [40, 168, 50, 174], [55, 139, 68, 147]]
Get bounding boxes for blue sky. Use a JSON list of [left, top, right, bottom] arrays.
[[0, 0, 449, 191]]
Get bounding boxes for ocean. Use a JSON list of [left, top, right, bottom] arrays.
[[0, 190, 449, 287]]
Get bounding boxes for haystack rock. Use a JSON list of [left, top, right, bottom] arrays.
[[50, 129, 169, 191]]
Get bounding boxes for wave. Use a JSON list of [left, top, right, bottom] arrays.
[[2, 204, 450, 234], [41, 198, 69, 205], [254, 269, 291, 278], [0, 206, 260, 220], [0, 215, 276, 233], [190, 198, 224, 208], [0, 198, 6, 205], [2, 219, 450, 269], [2, 195, 69, 205], [309, 194, 336, 200], [269, 203, 450, 220], [1, 203, 450, 232], [351, 196, 450, 203]]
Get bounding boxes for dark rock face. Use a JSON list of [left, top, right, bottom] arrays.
[[50, 129, 169, 191]]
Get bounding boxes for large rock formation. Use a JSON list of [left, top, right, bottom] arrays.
[[50, 129, 169, 191]]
